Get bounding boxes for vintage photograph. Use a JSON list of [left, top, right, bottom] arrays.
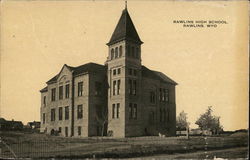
[[0, 0, 248, 159]]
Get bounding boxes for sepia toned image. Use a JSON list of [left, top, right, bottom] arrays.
[[0, 0, 248, 159]]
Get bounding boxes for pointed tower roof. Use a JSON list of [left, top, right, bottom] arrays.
[[107, 8, 143, 45]]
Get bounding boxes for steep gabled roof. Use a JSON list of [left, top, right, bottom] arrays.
[[107, 9, 143, 45], [45, 63, 106, 85], [142, 66, 177, 85], [40, 86, 48, 93]]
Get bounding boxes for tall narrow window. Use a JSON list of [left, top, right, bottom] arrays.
[[136, 48, 139, 59], [131, 46, 135, 57], [111, 49, 114, 59], [159, 88, 162, 101], [65, 106, 69, 120], [129, 103, 133, 119], [78, 126, 81, 136], [77, 105, 83, 119], [59, 86, 63, 100], [116, 103, 120, 118], [133, 104, 137, 119], [133, 80, 137, 95], [117, 80, 121, 95], [115, 47, 118, 58], [59, 107, 63, 120], [58, 127, 61, 133], [117, 68, 121, 75], [128, 79, 132, 95], [163, 109, 166, 122], [78, 82, 83, 96], [113, 80, 117, 96], [65, 84, 70, 98], [129, 68, 132, 75], [42, 113, 46, 124], [167, 109, 170, 122], [51, 109, 55, 121], [127, 45, 131, 57], [112, 104, 116, 119], [95, 82, 102, 96], [51, 88, 56, 101], [133, 70, 137, 76], [160, 109, 162, 122], [119, 46, 122, 57], [65, 127, 68, 137], [113, 69, 116, 76], [150, 92, 155, 103], [166, 89, 169, 102], [43, 96, 46, 106]]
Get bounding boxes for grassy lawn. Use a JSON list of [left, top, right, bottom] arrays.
[[0, 131, 248, 158]]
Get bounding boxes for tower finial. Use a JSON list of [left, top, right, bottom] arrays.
[[125, 0, 127, 9]]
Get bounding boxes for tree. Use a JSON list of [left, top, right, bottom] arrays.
[[195, 106, 223, 134], [95, 106, 111, 136], [176, 111, 190, 131]]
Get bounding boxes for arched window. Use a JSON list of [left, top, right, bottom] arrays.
[[115, 47, 118, 58], [131, 47, 135, 57], [127, 45, 131, 57], [111, 49, 114, 59], [119, 46, 122, 57], [136, 48, 139, 59]]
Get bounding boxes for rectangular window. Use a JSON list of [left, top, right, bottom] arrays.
[[59, 107, 63, 120], [65, 84, 70, 98], [77, 105, 83, 119], [129, 103, 133, 119], [128, 79, 132, 95], [160, 109, 162, 122], [112, 104, 116, 119], [133, 104, 137, 119], [65, 127, 68, 137], [117, 68, 121, 74], [51, 109, 55, 121], [116, 103, 120, 118], [166, 89, 169, 102], [117, 80, 121, 95], [59, 86, 63, 100], [42, 113, 46, 124], [95, 82, 102, 96], [78, 126, 81, 136], [43, 96, 46, 106], [65, 106, 69, 120], [133, 70, 137, 76], [129, 68, 132, 75], [150, 92, 155, 103], [133, 80, 137, 95], [78, 82, 83, 96], [58, 127, 61, 133], [51, 88, 56, 101], [113, 69, 116, 76], [167, 109, 170, 122], [113, 80, 117, 95], [159, 88, 162, 102]]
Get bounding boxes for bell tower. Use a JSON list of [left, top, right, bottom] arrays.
[[106, 6, 143, 137]]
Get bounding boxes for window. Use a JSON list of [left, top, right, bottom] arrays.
[[133, 104, 137, 119], [59, 107, 63, 120], [78, 82, 83, 96], [51, 109, 55, 121], [129, 103, 133, 119], [59, 86, 63, 100], [78, 126, 81, 136], [95, 82, 102, 96], [116, 103, 120, 118], [160, 108, 162, 122], [167, 109, 170, 122], [58, 127, 61, 133], [150, 92, 156, 103], [128, 79, 132, 95], [42, 113, 46, 124], [117, 68, 121, 74], [65, 106, 69, 120], [43, 96, 46, 106], [163, 109, 166, 122], [113, 69, 116, 76], [133, 70, 137, 76], [65, 84, 70, 98], [65, 127, 68, 137], [115, 47, 118, 58], [51, 88, 56, 101], [159, 88, 162, 101], [111, 49, 114, 59], [77, 105, 83, 119], [117, 80, 121, 95], [131, 46, 135, 57], [127, 45, 131, 57], [166, 89, 169, 102], [129, 68, 132, 75], [136, 48, 139, 59], [112, 104, 115, 119], [119, 46, 122, 57], [113, 80, 117, 95], [133, 80, 137, 95]]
